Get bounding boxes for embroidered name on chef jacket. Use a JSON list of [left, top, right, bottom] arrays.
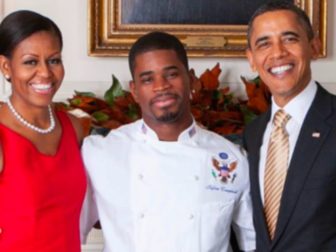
[[206, 152, 238, 194]]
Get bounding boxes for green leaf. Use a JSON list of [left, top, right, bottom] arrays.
[[104, 75, 126, 106], [74, 90, 96, 97], [127, 104, 140, 121], [91, 111, 110, 122], [240, 106, 258, 125], [212, 90, 221, 100], [69, 98, 82, 106], [252, 76, 261, 87]]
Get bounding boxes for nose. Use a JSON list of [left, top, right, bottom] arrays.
[[271, 42, 288, 59], [152, 76, 171, 92], [37, 61, 52, 78]]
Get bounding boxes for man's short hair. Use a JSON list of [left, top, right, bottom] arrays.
[[128, 31, 189, 78], [247, 0, 314, 48]]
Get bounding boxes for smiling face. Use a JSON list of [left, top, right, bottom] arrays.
[[130, 49, 192, 128], [246, 10, 320, 107], [0, 31, 64, 108]]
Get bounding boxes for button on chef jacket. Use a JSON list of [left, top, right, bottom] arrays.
[[80, 119, 255, 252]]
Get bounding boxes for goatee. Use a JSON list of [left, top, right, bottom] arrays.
[[156, 110, 179, 123]]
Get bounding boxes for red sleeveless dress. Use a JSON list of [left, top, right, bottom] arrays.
[[0, 111, 86, 252]]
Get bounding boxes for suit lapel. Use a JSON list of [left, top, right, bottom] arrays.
[[247, 110, 272, 245], [272, 85, 333, 245]]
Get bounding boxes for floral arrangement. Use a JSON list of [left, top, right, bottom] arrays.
[[190, 63, 270, 135], [56, 63, 271, 136]]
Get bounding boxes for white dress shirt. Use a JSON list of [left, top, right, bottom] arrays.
[[80, 119, 255, 252], [258, 80, 317, 203]]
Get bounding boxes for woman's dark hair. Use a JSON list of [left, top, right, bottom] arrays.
[[247, 0, 314, 48], [0, 10, 63, 58], [128, 31, 189, 78]]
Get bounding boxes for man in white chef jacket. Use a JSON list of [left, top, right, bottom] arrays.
[[80, 31, 256, 252]]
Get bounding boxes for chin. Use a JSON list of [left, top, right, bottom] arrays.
[[155, 111, 179, 123]]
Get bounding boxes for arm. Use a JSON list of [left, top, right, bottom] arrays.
[[80, 175, 99, 244], [80, 137, 100, 243], [231, 157, 256, 252], [67, 113, 85, 145], [66, 109, 93, 145]]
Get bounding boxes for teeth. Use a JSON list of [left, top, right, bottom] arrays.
[[31, 83, 52, 90], [270, 65, 293, 75]]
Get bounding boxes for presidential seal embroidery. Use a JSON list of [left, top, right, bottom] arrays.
[[211, 152, 237, 183]]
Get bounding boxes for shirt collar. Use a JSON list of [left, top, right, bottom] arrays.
[[139, 119, 197, 142], [271, 80, 317, 126]]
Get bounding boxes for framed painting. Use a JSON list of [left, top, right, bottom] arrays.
[[88, 0, 327, 57]]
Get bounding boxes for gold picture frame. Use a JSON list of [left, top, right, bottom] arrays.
[[88, 0, 327, 58]]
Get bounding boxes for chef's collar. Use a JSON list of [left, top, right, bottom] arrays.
[[140, 119, 197, 142]]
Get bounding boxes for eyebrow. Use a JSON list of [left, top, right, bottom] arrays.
[[139, 71, 153, 78], [163, 65, 178, 71], [253, 30, 300, 47], [20, 51, 62, 59], [138, 65, 179, 78], [254, 36, 269, 47], [281, 31, 300, 38]]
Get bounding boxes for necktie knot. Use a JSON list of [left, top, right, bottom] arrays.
[[273, 109, 291, 129]]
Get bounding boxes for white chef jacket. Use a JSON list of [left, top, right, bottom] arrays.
[[80, 119, 255, 252]]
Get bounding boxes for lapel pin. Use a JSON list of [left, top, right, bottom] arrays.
[[312, 132, 320, 138]]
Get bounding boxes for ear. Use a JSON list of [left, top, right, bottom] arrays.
[[129, 80, 138, 103], [188, 69, 196, 91], [188, 69, 202, 93], [246, 48, 257, 72], [310, 36, 321, 60], [0, 55, 11, 80]]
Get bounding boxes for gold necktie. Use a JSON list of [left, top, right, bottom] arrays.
[[264, 109, 291, 240]]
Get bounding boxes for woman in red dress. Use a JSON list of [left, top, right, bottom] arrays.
[[0, 10, 86, 252]]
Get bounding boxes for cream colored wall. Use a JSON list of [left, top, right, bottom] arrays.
[[1, 0, 336, 101]]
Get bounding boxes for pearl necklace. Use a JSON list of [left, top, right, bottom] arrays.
[[6, 98, 55, 134]]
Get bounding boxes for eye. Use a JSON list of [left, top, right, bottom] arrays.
[[48, 57, 62, 65], [23, 59, 38, 66], [256, 41, 270, 50], [165, 70, 178, 80], [140, 76, 153, 85], [283, 35, 299, 43]]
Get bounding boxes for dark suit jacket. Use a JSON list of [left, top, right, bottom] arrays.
[[243, 84, 336, 252]]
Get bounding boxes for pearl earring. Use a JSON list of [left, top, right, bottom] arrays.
[[4, 74, 10, 80]]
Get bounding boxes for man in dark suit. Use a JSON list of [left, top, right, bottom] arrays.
[[244, 1, 336, 251]]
